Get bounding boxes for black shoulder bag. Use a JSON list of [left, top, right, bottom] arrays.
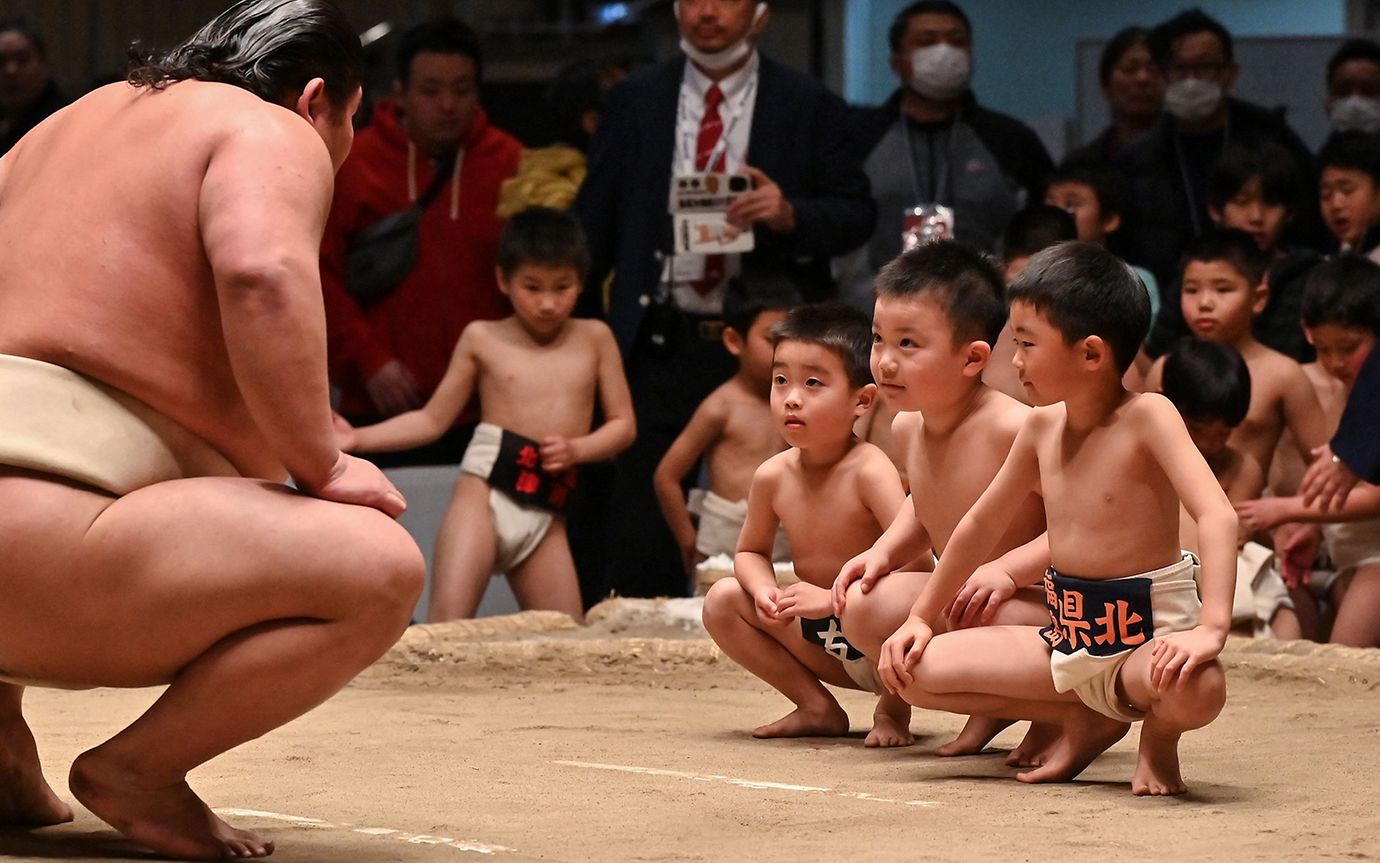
[[345, 149, 459, 304]]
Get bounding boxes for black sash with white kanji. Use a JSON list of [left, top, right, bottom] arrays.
[[485, 428, 577, 514], [800, 615, 867, 662], [1039, 570, 1155, 656]]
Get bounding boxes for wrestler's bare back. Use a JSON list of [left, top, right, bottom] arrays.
[[0, 81, 336, 479], [703, 377, 786, 503]]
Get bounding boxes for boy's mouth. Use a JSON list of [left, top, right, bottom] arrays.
[[1190, 317, 1218, 333], [783, 415, 805, 429]]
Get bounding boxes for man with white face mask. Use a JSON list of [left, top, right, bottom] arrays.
[[838, 0, 1052, 309], [574, 0, 873, 599], [1115, 9, 1316, 292], [1324, 39, 1380, 145]]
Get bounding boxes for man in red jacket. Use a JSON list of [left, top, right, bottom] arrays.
[[321, 18, 521, 465]]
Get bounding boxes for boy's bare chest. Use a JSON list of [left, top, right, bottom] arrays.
[[1037, 428, 1147, 511], [776, 474, 874, 538], [481, 340, 597, 395]]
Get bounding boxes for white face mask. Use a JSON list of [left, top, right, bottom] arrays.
[[1330, 95, 1380, 134], [907, 43, 971, 101], [677, 2, 767, 72], [1164, 78, 1223, 123]]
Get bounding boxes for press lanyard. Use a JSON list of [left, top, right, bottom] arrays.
[[1172, 118, 1230, 237], [677, 73, 757, 173], [901, 104, 952, 206]]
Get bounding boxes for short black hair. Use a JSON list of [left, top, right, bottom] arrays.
[[1007, 241, 1150, 373], [0, 19, 45, 58], [1327, 38, 1380, 87], [888, 1, 971, 54], [1301, 255, 1380, 333], [724, 267, 802, 335], [1003, 204, 1078, 260], [1048, 156, 1128, 219], [1099, 26, 1151, 87], [874, 240, 1007, 347], [771, 301, 874, 388], [1149, 8, 1233, 68], [1207, 141, 1302, 213], [496, 206, 589, 280], [1181, 228, 1270, 287], [397, 18, 482, 86], [1318, 131, 1380, 185], [1161, 339, 1252, 427]]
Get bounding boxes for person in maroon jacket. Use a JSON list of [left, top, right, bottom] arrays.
[[321, 18, 521, 465]]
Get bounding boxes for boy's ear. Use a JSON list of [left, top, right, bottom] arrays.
[[494, 265, 511, 295], [854, 382, 878, 416], [1207, 203, 1224, 226], [722, 326, 745, 357], [1252, 278, 1271, 315], [1081, 335, 1111, 370], [961, 339, 992, 377], [1101, 211, 1122, 235]]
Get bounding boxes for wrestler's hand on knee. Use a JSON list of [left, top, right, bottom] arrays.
[[877, 617, 932, 695], [775, 582, 832, 620], [752, 586, 783, 625], [945, 564, 1016, 630], [1148, 626, 1225, 692], [833, 549, 891, 616], [302, 452, 407, 518]]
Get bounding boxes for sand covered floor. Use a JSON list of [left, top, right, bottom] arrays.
[[6, 602, 1380, 862]]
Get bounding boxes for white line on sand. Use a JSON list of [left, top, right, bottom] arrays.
[[552, 761, 939, 808], [215, 808, 514, 855]]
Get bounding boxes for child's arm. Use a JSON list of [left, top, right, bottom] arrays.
[[833, 494, 932, 615], [352, 327, 480, 452], [1139, 395, 1237, 688], [734, 461, 787, 624], [1237, 483, 1380, 530], [1142, 356, 1165, 393], [1279, 366, 1329, 461], [877, 414, 1043, 692], [653, 396, 727, 573], [944, 531, 1051, 629], [540, 324, 636, 471]]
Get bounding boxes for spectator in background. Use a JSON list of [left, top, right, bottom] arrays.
[[320, 19, 521, 466], [1116, 8, 1316, 288], [0, 20, 66, 155], [1325, 38, 1380, 140], [575, 0, 875, 599], [1068, 27, 1165, 165], [838, 0, 1051, 309], [1319, 131, 1380, 261]]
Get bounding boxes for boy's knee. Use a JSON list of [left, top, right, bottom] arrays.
[[1159, 661, 1227, 730], [702, 578, 747, 630]]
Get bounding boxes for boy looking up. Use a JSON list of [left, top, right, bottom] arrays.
[[703, 302, 911, 746], [880, 242, 1235, 796], [341, 207, 635, 622]]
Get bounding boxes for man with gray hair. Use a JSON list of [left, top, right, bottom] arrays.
[[0, 1, 422, 858]]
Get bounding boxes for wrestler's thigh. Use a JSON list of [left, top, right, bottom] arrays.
[[773, 619, 863, 691], [842, 571, 927, 644], [0, 470, 420, 685], [913, 625, 1068, 702]]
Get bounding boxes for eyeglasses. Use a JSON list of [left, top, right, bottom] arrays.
[[1166, 61, 1227, 81]]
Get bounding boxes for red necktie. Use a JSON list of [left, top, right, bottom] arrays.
[[692, 85, 727, 296]]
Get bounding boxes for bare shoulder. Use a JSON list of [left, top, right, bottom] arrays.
[[753, 448, 795, 489], [570, 317, 619, 350], [1247, 345, 1307, 390], [850, 441, 902, 483], [890, 409, 920, 439], [1124, 390, 1182, 434], [971, 387, 1031, 440]]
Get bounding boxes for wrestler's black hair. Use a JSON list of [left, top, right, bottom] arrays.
[[888, 1, 971, 54], [1048, 156, 1129, 219], [396, 18, 482, 87], [1007, 241, 1150, 374], [1207, 141, 1302, 214], [496, 206, 590, 281], [1098, 26, 1151, 87], [1328, 37, 1380, 87], [1149, 8, 1233, 69], [1161, 339, 1251, 427], [1181, 228, 1270, 288], [126, 0, 364, 109], [724, 266, 802, 337], [1318, 131, 1380, 185], [1301, 255, 1380, 334], [1003, 204, 1078, 260], [873, 240, 1007, 349], [771, 301, 874, 389], [0, 19, 46, 58]]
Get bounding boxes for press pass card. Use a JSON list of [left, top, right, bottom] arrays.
[[671, 172, 756, 254]]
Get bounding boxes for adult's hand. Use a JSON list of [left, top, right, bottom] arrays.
[[303, 452, 407, 518], [366, 359, 422, 417], [1300, 444, 1360, 513], [725, 166, 795, 234]]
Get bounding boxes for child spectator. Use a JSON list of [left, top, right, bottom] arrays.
[[1318, 132, 1380, 262], [1236, 256, 1380, 647], [1160, 339, 1299, 639], [654, 274, 798, 593], [340, 208, 635, 623], [702, 302, 912, 747], [880, 241, 1235, 796], [1146, 229, 1327, 480]]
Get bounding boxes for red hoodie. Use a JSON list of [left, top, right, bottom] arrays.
[[320, 101, 521, 422]]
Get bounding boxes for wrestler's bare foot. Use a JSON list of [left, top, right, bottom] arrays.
[[1132, 723, 1187, 796], [863, 695, 914, 748], [1004, 721, 1062, 768], [1016, 713, 1129, 785], [70, 749, 274, 860], [934, 715, 1013, 757], [0, 703, 73, 827], [752, 702, 850, 739]]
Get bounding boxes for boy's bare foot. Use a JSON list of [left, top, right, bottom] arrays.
[[934, 715, 1013, 756], [1004, 721, 1062, 767], [863, 698, 914, 748], [752, 703, 850, 739], [1016, 713, 1129, 785], [70, 749, 274, 860], [1131, 723, 1187, 796], [0, 708, 73, 827]]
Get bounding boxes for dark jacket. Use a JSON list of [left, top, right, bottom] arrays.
[[1334, 344, 1380, 483], [574, 54, 876, 353]]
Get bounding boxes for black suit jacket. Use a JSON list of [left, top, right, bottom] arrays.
[[574, 54, 875, 353], [1334, 345, 1380, 483]]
